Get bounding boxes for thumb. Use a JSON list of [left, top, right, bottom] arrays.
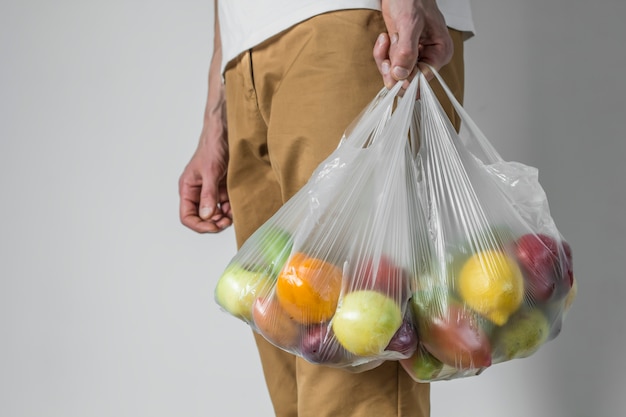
[[199, 180, 218, 220], [389, 32, 419, 81]]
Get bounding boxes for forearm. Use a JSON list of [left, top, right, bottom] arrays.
[[200, 0, 227, 146]]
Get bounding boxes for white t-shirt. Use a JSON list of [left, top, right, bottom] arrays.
[[218, 1, 475, 74]]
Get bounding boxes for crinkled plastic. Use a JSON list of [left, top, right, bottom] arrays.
[[215, 79, 426, 371], [214, 70, 576, 380], [398, 69, 576, 382]]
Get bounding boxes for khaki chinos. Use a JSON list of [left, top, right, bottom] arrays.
[[223, 9, 465, 417]]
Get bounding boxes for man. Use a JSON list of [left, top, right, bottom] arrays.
[[179, 1, 473, 415]]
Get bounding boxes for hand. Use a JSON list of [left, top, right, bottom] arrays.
[[179, 1, 231, 233], [178, 126, 232, 233], [374, 0, 453, 89]]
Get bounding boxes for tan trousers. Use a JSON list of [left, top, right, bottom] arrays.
[[224, 10, 465, 417]]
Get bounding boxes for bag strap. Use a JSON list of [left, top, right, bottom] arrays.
[[340, 81, 405, 149], [421, 65, 503, 164]]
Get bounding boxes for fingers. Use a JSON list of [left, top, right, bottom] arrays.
[[373, 33, 393, 89], [415, 32, 454, 81], [379, 0, 454, 86], [179, 170, 232, 233], [373, 32, 413, 91], [209, 182, 233, 230]]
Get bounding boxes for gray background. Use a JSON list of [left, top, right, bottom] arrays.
[[1, 0, 624, 416]]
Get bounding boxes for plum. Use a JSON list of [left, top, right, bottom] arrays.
[[300, 324, 346, 365], [385, 315, 418, 358]]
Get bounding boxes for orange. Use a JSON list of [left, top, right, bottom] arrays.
[[275, 252, 343, 324]]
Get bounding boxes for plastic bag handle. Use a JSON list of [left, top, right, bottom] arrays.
[[421, 64, 503, 164], [340, 81, 405, 149]]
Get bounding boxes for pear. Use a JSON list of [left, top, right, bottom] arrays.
[[492, 307, 550, 361]]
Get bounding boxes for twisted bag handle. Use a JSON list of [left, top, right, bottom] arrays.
[[423, 64, 503, 164]]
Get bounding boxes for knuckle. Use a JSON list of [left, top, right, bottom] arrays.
[[394, 46, 415, 62]]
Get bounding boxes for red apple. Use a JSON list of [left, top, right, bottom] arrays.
[[252, 296, 301, 350], [418, 303, 492, 370], [349, 255, 410, 304], [556, 240, 574, 297], [514, 233, 572, 302]]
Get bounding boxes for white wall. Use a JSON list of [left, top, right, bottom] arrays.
[[1, 1, 624, 416], [432, 2, 626, 417]]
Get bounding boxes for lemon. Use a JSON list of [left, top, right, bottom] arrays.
[[563, 276, 577, 312], [458, 249, 524, 326]]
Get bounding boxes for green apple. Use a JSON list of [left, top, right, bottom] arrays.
[[331, 290, 402, 357], [255, 226, 293, 276], [411, 286, 451, 318], [492, 307, 550, 361], [400, 346, 444, 382], [214, 263, 274, 322]]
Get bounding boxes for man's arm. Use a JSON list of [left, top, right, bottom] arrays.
[[179, 0, 232, 233]]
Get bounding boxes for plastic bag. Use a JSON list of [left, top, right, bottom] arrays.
[[399, 69, 576, 382], [214, 79, 427, 370]]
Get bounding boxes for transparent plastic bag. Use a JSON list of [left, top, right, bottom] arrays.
[[400, 69, 576, 382], [214, 79, 428, 370]]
